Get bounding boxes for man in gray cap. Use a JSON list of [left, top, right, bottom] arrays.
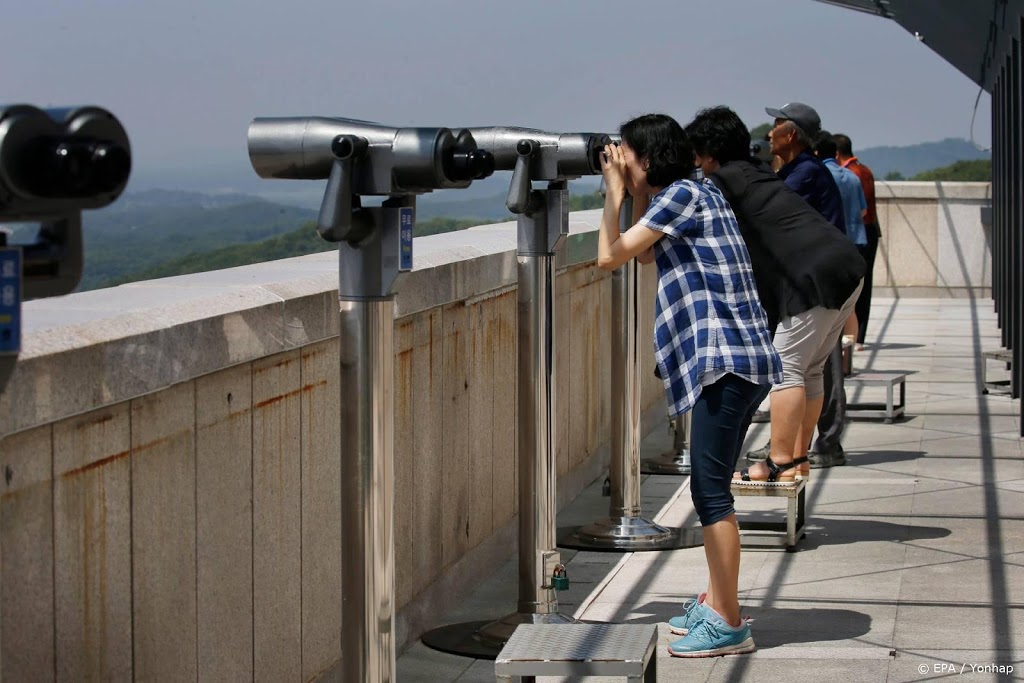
[[766, 102, 846, 232], [744, 102, 857, 473]]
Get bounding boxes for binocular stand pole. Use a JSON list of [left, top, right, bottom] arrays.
[[421, 182, 576, 660], [558, 197, 702, 552], [640, 413, 692, 475], [337, 200, 414, 683]]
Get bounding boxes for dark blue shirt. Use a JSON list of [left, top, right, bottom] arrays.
[[777, 151, 846, 234]]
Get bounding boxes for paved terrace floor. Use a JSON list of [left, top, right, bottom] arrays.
[[397, 297, 1023, 682]]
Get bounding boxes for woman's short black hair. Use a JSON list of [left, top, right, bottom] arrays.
[[684, 106, 752, 164], [619, 114, 694, 188]]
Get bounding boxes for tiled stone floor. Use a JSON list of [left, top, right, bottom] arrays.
[[397, 298, 1023, 682]]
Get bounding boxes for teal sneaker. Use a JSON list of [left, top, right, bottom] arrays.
[[667, 616, 756, 658], [667, 594, 711, 635]]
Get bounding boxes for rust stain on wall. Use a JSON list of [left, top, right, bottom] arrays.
[[396, 348, 413, 414], [300, 347, 328, 361], [253, 379, 327, 409], [77, 413, 115, 429], [227, 406, 252, 420], [60, 450, 132, 479], [255, 356, 296, 373], [58, 423, 194, 480], [75, 470, 111, 667], [428, 311, 436, 384]]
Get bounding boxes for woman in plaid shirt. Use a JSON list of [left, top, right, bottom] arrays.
[[598, 114, 782, 658]]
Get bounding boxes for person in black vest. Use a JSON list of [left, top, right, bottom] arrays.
[[683, 106, 865, 483]]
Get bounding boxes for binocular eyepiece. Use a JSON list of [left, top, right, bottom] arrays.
[[247, 117, 495, 195], [326, 132, 493, 183], [0, 105, 131, 220], [465, 127, 611, 180], [444, 147, 495, 183]]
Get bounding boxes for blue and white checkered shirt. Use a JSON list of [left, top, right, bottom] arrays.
[[639, 176, 783, 416]]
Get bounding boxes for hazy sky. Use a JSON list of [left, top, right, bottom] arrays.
[[1, 0, 992, 196]]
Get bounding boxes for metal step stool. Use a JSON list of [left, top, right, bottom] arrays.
[[495, 623, 657, 682], [732, 479, 806, 550], [982, 348, 1013, 394], [846, 371, 906, 423]]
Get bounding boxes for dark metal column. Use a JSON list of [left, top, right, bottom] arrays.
[[1012, 42, 1022, 400], [993, 73, 1002, 319], [1000, 65, 1010, 349], [1016, 23, 1024, 434]]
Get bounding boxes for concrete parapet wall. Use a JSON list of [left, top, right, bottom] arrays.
[[874, 181, 992, 297], [0, 209, 665, 679]]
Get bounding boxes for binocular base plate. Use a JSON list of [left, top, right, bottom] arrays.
[[557, 518, 703, 552], [421, 611, 577, 661], [640, 450, 692, 476]]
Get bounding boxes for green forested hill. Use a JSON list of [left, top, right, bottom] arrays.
[[80, 192, 318, 289], [101, 215, 487, 288], [84, 189, 606, 290], [913, 159, 991, 181]]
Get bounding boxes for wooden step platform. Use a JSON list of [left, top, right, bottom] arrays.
[[732, 479, 806, 550]]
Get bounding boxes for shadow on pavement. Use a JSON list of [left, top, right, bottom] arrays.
[[624, 603, 873, 647], [787, 517, 951, 550]]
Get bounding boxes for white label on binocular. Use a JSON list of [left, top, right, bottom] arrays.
[[0, 248, 21, 355], [400, 208, 414, 271]]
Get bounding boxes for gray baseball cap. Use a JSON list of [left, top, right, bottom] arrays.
[[765, 102, 822, 137]]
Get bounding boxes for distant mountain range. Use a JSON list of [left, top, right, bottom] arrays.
[[855, 137, 990, 179]]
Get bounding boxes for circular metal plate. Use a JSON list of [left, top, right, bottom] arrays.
[[640, 451, 691, 476], [557, 518, 703, 552], [420, 611, 578, 660]]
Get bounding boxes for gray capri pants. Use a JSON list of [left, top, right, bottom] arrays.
[[770, 280, 863, 400]]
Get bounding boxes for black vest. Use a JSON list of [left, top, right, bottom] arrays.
[[710, 158, 866, 329]]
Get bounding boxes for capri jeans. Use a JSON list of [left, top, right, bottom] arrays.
[[689, 373, 767, 526]]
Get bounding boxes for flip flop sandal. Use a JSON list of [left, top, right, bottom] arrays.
[[734, 456, 809, 487]]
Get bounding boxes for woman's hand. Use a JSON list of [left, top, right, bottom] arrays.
[[600, 143, 627, 201]]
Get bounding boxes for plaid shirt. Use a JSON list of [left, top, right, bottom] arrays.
[[639, 176, 782, 416]]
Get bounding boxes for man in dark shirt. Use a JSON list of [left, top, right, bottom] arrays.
[[766, 102, 850, 467], [767, 102, 846, 234]]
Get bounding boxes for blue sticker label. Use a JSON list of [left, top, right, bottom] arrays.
[[399, 207, 414, 271], [0, 248, 21, 355]]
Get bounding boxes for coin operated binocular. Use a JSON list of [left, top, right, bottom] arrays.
[[465, 127, 610, 255], [0, 104, 131, 298], [417, 126, 610, 660], [750, 139, 774, 165], [248, 117, 494, 298], [248, 117, 494, 682], [0, 104, 131, 392]]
